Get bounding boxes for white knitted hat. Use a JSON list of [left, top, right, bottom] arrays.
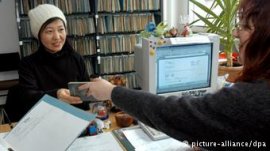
[[28, 4, 67, 39]]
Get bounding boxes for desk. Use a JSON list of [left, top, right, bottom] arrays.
[[0, 113, 126, 151], [0, 124, 11, 133], [0, 112, 121, 133], [0, 113, 192, 151], [105, 112, 121, 132]]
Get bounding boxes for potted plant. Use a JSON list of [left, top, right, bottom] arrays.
[[189, 0, 239, 67]]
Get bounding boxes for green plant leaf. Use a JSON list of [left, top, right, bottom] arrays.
[[190, 0, 239, 66]]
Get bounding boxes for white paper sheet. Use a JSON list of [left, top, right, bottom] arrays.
[[1, 131, 124, 151], [0, 132, 10, 151], [67, 132, 123, 151], [123, 128, 192, 151], [3, 94, 96, 151]]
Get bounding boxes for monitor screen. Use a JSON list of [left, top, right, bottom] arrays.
[[156, 43, 212, 94]]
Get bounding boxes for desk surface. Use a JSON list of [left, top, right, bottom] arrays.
[[105, 112, 121, 131], [0, 112, 121, 133], [0, 112, 191, 151], [0, 112, 131, 151]]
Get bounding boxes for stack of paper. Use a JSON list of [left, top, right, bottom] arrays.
[[3, 94, 96, 151]]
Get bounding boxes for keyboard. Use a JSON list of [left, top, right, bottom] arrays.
[[139, 122, 169, 141]]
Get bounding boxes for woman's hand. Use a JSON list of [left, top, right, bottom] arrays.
[[57, 88, 82, 104], [78, 78, 116, 101]]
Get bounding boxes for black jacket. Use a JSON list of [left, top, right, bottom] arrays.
[[112, 80, 270, 151], [6, 45, 90, 122]]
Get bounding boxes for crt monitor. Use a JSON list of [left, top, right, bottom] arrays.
[[134, 34, 220, 97]]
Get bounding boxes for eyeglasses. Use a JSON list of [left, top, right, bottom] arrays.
[[235, 23, 243, 31], [234, 22, 254, 32]]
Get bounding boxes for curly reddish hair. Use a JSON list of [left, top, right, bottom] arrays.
[[237, 0, 270, 82]]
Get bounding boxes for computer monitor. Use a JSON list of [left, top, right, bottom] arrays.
[[134, 34, 220, 97]]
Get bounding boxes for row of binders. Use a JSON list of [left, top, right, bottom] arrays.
[[99, 34, 140, 54], [87, 58, 139, 89], [18, 0, 160, 15], [20, 37, 96, 57], [66, 15, 95, 36], [18, 0, 91, 15], [99, 54, 135, 75], [85, 57, 139, 89], [20, 40, 38, 57], [84, 58, 95, 76], [69, 37, 96, 56], [19, 15, 95, 38], [97, 13, 155, 34], [97, 0, 160, 12], [21, 35, 141, 57]]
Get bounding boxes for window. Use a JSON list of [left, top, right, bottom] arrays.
[[188, 0, 221, 27]]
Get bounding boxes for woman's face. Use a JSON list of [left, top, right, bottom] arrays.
[[40, 19, 66, 53], [233, 21, 254, 64]]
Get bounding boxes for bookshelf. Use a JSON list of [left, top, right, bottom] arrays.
[[16, 0, 162, 89]]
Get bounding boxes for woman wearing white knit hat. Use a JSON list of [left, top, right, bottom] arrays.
[[5, 4, 91, 122]]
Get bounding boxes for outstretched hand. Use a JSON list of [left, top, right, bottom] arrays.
[[57, 88, 82, 104], [78, 78, 116, 101]]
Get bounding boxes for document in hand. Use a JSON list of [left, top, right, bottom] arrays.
[[3, 94, 96, 151]]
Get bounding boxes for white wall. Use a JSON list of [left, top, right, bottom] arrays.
[[0, 0, 20, 54], [0, 0, 19, 105]]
